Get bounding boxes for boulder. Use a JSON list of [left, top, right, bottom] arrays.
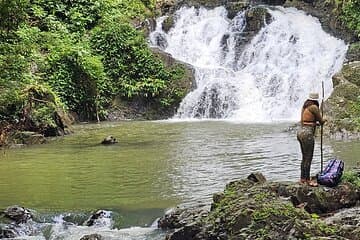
[[3, 205, 32, 224], [101, 136, 118, 145], [83, 210, 109, 226]]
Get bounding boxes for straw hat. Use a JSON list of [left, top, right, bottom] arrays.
[[308, 93, 319, 101]]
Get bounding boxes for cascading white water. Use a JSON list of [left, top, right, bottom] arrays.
[[150, 6, 348, 122]]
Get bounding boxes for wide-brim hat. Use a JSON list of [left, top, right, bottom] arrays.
[[308, 93, 319, 101]]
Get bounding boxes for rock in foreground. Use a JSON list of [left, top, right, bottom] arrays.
[[159, 173, 360, 240]]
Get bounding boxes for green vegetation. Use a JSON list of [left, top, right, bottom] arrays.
[[341, 0, 360, 37], [325, 0, 360, 37], [0, 0, 187, 141], [342, 171, 360, 187]]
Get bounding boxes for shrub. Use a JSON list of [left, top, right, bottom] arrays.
[[91, 22, 170, 99], [341, 0, 360, 37]]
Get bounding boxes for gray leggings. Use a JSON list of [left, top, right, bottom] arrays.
[[297, 126, 315, 180]]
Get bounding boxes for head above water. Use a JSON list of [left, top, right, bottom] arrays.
[[308, 93, 319, 101]]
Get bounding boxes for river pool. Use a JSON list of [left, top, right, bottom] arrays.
[[0, 121, 359, 239]]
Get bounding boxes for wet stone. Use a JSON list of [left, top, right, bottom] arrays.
[[80, 233, 104, 240], [3, 205, 32, 224], [101, 136, 118, 145]]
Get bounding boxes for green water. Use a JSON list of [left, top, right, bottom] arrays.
[[0, 121, 359, 228]]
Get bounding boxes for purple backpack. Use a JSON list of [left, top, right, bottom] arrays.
[[317, 159, 344, 187]]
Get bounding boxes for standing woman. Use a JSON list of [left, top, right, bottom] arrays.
[[297, 93, 326, 186]]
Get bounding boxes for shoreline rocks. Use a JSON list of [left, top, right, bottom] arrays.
[[159, 172, 360, 240]]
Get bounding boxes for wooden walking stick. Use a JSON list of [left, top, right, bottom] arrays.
[[320, 81, 324, 172]]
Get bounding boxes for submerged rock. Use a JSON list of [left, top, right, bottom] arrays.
[[101, 136, 118, 145], [159, 172, 360, 240], [284, 0, 358, 43]]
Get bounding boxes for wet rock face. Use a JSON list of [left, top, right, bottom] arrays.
[[162, 16, 175, 33], [156, 0, 358, 45], [160, 172, 360, 240], [324, 61, 360, 138], [284, 0, 358, 43]]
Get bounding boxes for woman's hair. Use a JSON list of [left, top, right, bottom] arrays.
[[302, 99, 319, 109]]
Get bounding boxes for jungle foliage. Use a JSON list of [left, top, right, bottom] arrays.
[[0, 0, 183, 125], [341, 0, 360, 37], [326, 0, 360, 37]]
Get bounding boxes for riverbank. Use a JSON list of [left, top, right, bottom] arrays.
[[159, 172, 360, 240]]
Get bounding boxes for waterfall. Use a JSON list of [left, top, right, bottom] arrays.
[[150, 6, 347, 122]]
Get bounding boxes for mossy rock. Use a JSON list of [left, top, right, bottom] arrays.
[[244, 7, 272, 32], [162, 15, 175, 33], [325, 61, 360, 135], [330, 81, 360, 101], [342, 61, 360, 87], [346, 42, 360, 62], [226, 1, 250, 19]]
